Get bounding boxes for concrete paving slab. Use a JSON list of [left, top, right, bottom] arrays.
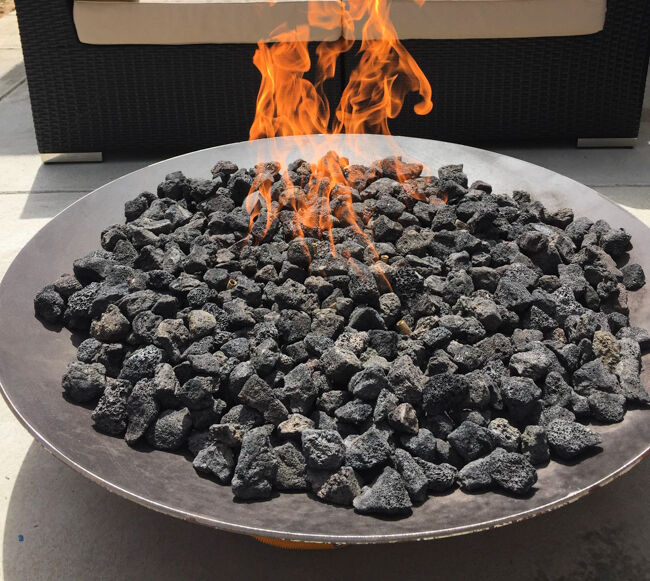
[[491, 119, 650, 188], [0, 12, 20, 49]]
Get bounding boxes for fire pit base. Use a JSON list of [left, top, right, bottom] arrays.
[[0, 135, 648, 544]]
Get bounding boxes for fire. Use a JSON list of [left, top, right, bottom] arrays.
[[246, 0, 436, 259]]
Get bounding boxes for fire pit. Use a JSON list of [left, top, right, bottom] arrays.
[[1, 135, 648, 543]]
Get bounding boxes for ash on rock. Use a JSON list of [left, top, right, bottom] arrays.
[[34, 155, 650, 517]]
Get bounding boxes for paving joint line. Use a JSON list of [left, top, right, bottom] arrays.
[[0, 77, 26, 102]]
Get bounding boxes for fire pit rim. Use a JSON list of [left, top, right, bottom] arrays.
[[1, 134, 648, 544]]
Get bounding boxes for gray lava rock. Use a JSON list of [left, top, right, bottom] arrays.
[[119, 345, 164, 383], [509, 348, 554, 381], [587, 391, 626, 423], [125, 378, 159, 445], [621, 263, 645, 291], [413, 459, 457, 493], [146, 407, 192, 450], [91, 378, 131, 435], [494, 278, 533, 312], [487, 418, 521, 452], [177, 376, 214, 410], [309, 466, 361, 506], [422, 373, 469, 415], [488, 448, 537, 495], [458, 456, 492, 491], [335, 399, 373, 425], [193, 442, 235, 484], [387, 355, 425, 404], [573, 359, 620, 395], [320, 347, 363, 386], [448, 421, 495, 462], [62, 361, 106, 403], [345, 427, 392, 470], [546, 419, 602, 459], [301, 429, 346, 470], [388, 403, 419, 434], [274, 442, 308, 491], [400, 428, 440, 462], [353, 467, 413, 516], [520, 425, 550, 465], [232, 426, 278, 499], [373, 389, 399, 423], [392, 448, 428, 502], [239, 375, 288, 425], [501, 377, 542, 423], [282, 363, 318, 415], [349, 367, 389, 401], [34, 285, 65, 324]]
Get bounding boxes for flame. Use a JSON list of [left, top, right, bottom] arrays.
[[245, 0, 436, 276]]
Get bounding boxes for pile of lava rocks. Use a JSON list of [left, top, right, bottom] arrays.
[[34, 154, 650, 517]]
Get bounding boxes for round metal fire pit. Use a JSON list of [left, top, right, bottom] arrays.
[[0, 135, 648, 544]]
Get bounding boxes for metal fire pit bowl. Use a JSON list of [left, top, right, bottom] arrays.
[[0, 135, 648, 544]]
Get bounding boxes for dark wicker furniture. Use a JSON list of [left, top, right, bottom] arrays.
[[14, 0, 650, 157]]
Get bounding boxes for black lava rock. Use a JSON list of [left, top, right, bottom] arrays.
[[34, 155, 650, 519]]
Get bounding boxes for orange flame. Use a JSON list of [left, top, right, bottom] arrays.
[[246, 0, 435, 276]]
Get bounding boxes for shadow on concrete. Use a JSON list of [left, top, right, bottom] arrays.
[[0, 62, 25, 101], [2, 440, 649, 580]]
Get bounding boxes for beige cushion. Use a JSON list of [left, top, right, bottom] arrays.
[[73, 0, 607, 45], [345, 0, 607, 40], [73, 0, 343, 44]]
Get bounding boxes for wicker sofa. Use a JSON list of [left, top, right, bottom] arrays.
[[14, 0, 650, 161]]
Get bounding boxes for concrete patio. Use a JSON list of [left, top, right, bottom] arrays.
[[0, 9, 649, 580]]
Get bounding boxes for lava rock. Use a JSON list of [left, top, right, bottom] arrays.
[[62, 361, 106, 403], [91, 378, 131, 435], [193, 443, 236, 484], [388, 403, 419, 434], [353, 467, 413, 516], [345, 427, 392, 470], [520, 425, 550, 465], [392, 448, 428, 502], [239, 375, 288, 425], [274, 442, 308, 490], [621, 263, 645, 291], [546, 419, 602, 459], [447, 421, 495, 462], [587, 391, 626, 423], [232, 426, 278, 500], [487, 418, 521, 452], [146, 407, 192, 450], [125, 379, 159, 445], [309, 466, 361, 505], [34, 285, 65, 324], [301, 429, 346, 470]]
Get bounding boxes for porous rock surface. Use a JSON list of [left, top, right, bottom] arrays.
[[35, 155, 649, 517]]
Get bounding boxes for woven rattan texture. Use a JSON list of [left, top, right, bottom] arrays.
[[14, 0, 650, 153]]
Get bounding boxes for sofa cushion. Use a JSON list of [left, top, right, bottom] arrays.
[[345, 0, 607, 40], [74, 0, 607, 45], [73, 0, 343, 45]]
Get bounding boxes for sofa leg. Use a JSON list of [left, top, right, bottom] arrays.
[[576, 138, 637, 148], [41, 152, 103, 163]]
